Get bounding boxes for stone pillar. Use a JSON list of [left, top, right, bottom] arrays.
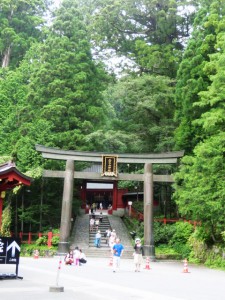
[[143, 163, 155, 260], [58, 160, 74, 255]]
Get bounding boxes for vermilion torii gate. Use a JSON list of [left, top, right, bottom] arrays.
[[35, 145, 184, 259]]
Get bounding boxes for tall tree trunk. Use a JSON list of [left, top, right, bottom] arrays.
[[2, 46, 11, 68]]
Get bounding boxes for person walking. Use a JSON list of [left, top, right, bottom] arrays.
[[95, 230, 101, 248], [112, 238, 124, 272], [111, 229, 117, 240], [99, 212, 103, 223], [109, 229, 117, 252], [105, 228, 111, 245], [133, 238, 143, 272], [90, 217, 95, 232], [95, 218, 100, 231]]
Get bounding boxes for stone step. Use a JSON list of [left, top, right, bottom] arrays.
[[84, 247, 134, 259], [89, 215, 112, 251]]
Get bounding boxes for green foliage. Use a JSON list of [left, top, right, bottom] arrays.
[[205, 255, 225, 270], [156, 244, 182, 260], [35, 236, 47, 246], [81, 0, 196, 76], [35, 233, 59, 247], [168, 222, 194, 258], [51, 235, 59, 246], [173, 134, 225, 244], [154, 222, 176, 245], [169, 222, 194, 245], [20, 244, 57, 257], [174, 3, 225, 256], [123, 217, 194, 258], [101, 74, 176, 153], [122, 216, 142, 239], [132, 201, 144, 214], [0, 0, 50, 68], [175, 0, 225, 152], [0, 156, 12, 164], [0, 203, 11, 236], [188, 228, 208, 263]]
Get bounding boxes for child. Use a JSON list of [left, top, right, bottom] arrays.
[[65, 250, 74, 265]]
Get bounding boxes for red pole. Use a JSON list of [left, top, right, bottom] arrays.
[[28, 232, 32, 244], [38, 232, 42, 238], [163, 218, 167, 225], [48, 231, 53, 248]]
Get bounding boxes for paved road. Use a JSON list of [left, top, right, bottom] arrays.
[[0, 256, 225, 300]]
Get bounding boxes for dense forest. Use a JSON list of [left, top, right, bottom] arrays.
[[0, 0, 224, 262]]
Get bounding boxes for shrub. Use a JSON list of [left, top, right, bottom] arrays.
[[20, 244, 57, 257], [188, 228, 208, 263], [51, 235, 59, 246], [154, 222, 176, 245], [35, 236, 47, 246], [169, 222, 194, 258]]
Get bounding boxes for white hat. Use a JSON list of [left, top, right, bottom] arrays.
[[135, 238, 141, 243]]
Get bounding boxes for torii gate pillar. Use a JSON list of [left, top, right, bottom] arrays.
[[143, 163, 155, 260], [58, 159, 74, 255]]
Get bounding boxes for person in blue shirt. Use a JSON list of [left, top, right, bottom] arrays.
[[112, 238, 124, 272]]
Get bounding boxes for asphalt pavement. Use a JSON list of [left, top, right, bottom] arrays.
[[0, 256, 225, 300]]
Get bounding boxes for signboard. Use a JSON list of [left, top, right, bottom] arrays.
[[101, 155, 118, 177], [0, 237, 21, 265]]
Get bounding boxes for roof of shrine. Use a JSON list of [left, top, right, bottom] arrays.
[[0, 161, 32, 191]]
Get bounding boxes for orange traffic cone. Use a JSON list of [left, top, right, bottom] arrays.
[[144, 256, 151, 270], [182, 258, 189, 273], [108, 255, 113, 267]]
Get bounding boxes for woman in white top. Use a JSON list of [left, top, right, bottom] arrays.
[[73, 247, 81, 266], [90, 217, 95, 232]]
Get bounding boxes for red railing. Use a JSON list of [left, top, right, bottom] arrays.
[[12, 231, 59, 248], [130, 207, 200, 227]]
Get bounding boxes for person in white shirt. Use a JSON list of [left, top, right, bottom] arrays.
[[79, 249, 87, 264], [95, 230, 101, 248], [73, 247, 81, 266], [90, 217, 95, 232], [95, 218, 100, 231]]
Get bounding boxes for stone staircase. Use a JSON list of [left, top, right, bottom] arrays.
[[89, 215, 111, 248], [70, 212, 134, 259]]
